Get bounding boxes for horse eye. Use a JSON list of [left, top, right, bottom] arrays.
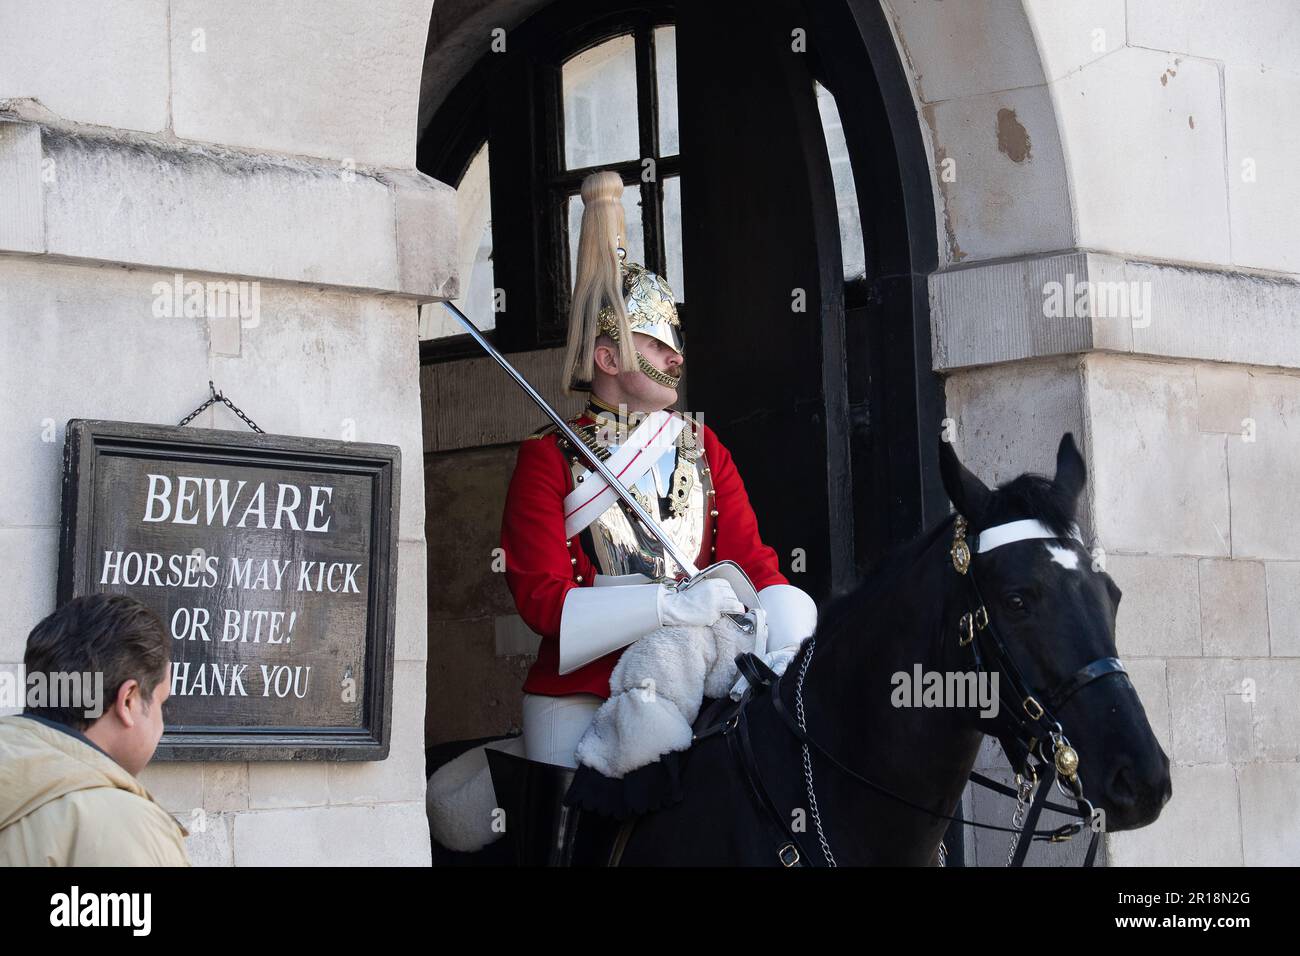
[[1004, 593, 1027, 612]]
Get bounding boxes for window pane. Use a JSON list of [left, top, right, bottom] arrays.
[[563, 35, 639, 170], [567, 182, 644, 291], [814, 81, 866, 282], [654, 26, 679, 156], [420, 141, 495, 340], [663, 175, 684, 301]]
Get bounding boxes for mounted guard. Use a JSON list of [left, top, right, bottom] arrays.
[[483, 170, 817, 862]]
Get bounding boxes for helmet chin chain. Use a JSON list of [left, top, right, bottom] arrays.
[[637, 352, 680, 389]]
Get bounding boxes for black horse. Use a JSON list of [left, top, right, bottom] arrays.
[[607, 433, 1171, 865]]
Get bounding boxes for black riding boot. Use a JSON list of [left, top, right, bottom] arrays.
[[485, 749, 588, 866], [548, 777, 581, 867]]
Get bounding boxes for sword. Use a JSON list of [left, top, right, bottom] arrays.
[[442, 301, 759, 628]]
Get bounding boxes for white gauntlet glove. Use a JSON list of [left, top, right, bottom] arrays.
[[728, 584, 818, 700], [558, 577, 746, 676], [657, 578, 745, 628]]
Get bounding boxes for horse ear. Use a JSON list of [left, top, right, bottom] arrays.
[[1054, 432, 1086, 513], [939, 438, 992, 524]]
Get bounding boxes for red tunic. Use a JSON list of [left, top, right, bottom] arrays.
[[501, 413, 789, 698]]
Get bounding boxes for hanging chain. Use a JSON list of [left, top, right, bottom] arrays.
[[795, 637, 837, 867], [1005, 773, 1035, 867], [177, 381, 264, 433]]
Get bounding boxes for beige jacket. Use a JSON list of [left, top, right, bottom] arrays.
[[0, 715, 190, 866]]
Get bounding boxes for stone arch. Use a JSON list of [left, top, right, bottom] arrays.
[[876, 0, 1081, 267]]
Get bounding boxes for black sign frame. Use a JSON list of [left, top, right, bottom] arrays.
[[57, 419, 400, 761]]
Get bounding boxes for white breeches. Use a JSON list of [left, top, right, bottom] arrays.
[[521, 692, 603, 768]]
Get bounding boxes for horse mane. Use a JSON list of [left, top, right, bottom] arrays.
[[974, 472, 1077, 539]]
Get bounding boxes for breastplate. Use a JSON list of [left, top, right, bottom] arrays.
[[562, 422, 712, 581]]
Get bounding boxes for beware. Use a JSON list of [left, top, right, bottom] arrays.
[[141, 474, 334, 532]]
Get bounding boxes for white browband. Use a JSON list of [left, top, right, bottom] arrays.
[[976, 518, 1083, 554]]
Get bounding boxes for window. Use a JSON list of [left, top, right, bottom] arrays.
[[554, 26, 683, 301], [419, 4, 683, 361]]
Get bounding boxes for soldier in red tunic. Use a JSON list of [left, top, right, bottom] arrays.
[[498, 171, 816, 860]]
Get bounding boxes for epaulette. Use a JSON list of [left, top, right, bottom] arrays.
[[525, 422, 559, 441]]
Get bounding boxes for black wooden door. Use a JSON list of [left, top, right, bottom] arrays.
[[676, 0, 854, 603]]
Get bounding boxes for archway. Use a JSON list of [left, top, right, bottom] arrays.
[[414, 0, 1066, 864]]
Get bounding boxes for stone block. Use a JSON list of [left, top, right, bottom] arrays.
[[921, 85, 1072, 263], [1265, 562, 1300, 656], [1058, 48, 1228, 265], [395, 540, 428, 664], [943, 358, 1096, 541], [202, 762, 250, 813], [1228, 370, 1300, 559], [169, 0, 431, 167], [1107, 554, 1200, 658], [1086, 356, 1230, 556], [208, 289, 425, 540], [0, 0, 169, 132], [326, 660, 427, 805], [138, 763, 205, 815], [183, 811, 234, 867], [231, 801, 430, 865], [0, 120, 43, 252], [0, 259, 212, 530], [1199, 559, 1269, 657], [1226, 65, 1300, 275], [247, 762, 330, 810], [1239, 762, 1300, 866], [1107, 763, 1241, 866], [1166, 659, 1243, 764], [1195, 365, 1252, 435], [0, 529, 58, 662], [881, 0, 1044, 103], [1127, 0, 1300, 73], [1023, 0, 1126, 82]]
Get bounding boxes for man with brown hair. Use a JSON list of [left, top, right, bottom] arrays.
[[0, 593, 190, 866]]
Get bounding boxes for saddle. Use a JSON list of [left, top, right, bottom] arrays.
[[485, 693, 743, 866]]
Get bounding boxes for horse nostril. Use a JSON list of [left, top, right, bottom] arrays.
[[1107, 762, 1138, 810]]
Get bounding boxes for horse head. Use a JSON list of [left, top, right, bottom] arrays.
[[939, 433, 1172, 832]]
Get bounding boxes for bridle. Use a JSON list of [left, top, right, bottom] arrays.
[[697, 513, 1133, 867]]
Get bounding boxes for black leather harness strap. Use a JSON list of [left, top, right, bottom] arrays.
[[728, 696, 810, 866], [763, 654, 1087, 845]]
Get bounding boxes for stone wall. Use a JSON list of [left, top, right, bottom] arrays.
[[887, 0, 1300, 864], [0, 0, 452, 865]]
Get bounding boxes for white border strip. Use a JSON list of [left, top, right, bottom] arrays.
[[976, 518, 1083, 554]]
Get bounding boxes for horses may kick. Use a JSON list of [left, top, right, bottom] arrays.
[[613, 433, 1172, 865]]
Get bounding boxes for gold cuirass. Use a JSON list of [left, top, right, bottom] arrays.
[[563, 421, 712, 581]]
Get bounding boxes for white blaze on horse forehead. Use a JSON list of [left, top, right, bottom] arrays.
[[1044, 542, 1081, 571]]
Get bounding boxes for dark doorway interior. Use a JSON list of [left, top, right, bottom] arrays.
[[415, 0, 942, 775]]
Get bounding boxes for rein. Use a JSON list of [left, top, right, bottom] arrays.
[[697, 513, 1131, 867]]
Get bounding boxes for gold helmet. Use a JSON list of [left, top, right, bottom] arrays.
[[593, 255, 683, 390]]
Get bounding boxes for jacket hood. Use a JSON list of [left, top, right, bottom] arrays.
[[0, 715, 176, 833]]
